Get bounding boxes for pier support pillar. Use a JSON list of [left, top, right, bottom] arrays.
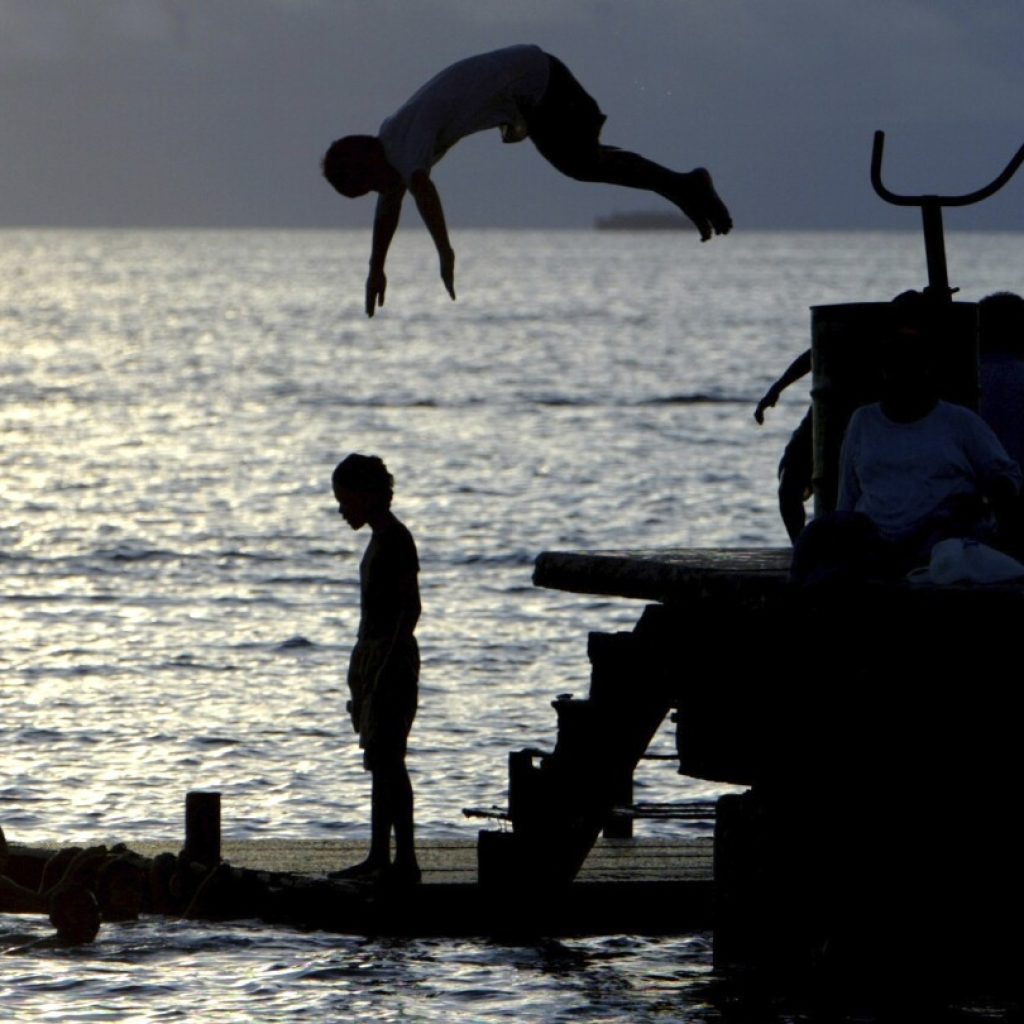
[[183, 791, 222, 865]]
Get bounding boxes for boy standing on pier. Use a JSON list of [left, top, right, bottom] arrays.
[[322, 44, 732, 316], [331, 454, 422, 884]]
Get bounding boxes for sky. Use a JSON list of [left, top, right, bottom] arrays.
[[1, 0, 1022, 230]]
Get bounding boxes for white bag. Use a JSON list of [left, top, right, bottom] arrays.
[[907, 537, 1024, 585]]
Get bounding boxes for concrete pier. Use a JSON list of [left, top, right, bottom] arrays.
[[6, 836, 713, 937]]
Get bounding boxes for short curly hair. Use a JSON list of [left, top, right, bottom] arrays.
[[321, 135, 380, 194], [332, 453, 394, 505]]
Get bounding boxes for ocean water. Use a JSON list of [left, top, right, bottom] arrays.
[[2, 227, 1022, 1021]]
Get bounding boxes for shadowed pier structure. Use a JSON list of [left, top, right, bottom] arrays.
[[477, 548, 790, 893], [501, 546, 1024, 995], [6, 547, 1023, 990]]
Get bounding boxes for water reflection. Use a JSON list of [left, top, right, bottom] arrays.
[[5, 229, 1024, 1020], [3, 919, 721, 1023]]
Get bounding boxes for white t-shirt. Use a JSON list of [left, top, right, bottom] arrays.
[[378, 45, 551, 185], [837, 400, 1021, 542]]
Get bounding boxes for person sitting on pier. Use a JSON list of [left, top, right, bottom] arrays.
[[978, 291, 1024, 552], [322, 45, 732, 316], [791, 308, 1021, 585], [330, 454, 422, 885]]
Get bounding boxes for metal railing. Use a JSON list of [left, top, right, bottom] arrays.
[[870, 130, 1024, 299]]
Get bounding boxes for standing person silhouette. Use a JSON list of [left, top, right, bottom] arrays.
[[331, 455, 421, 884], [322, 45, 732, 316]]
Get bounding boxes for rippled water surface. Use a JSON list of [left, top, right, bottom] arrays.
[[3, 228, 1022, 1020]]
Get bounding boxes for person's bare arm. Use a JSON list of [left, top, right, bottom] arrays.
[[754, 350, 812, 424], [371, 569, 421, 702], [385, 571, 421, 655], [409, 170, 455, 303], [366, 188, 405, 317]]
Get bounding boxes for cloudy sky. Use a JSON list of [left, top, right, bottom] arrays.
[[1, 0, 1022, 230]]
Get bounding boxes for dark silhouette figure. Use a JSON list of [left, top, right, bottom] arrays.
[[331, 455, 421, 885], [322, 45, 732, 316], [979, 295, 1024, 454], [791, 313, 1021, 586], [979, 291, 1024, 554], [754, 349, 812, 542]]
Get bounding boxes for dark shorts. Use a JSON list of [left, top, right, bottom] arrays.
[[523, 54, 607, 178], [347, 637, 419, 771], [778, 407, 814, 495]]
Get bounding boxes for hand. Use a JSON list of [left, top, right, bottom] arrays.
[[754, 388, 779, 425], [439, 246, 455, 301], [365, 268, 387, 317]]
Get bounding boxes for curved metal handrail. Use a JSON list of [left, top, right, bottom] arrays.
[[871, 129, 1024, 208]]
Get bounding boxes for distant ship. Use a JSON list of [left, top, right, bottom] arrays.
[[595, 210, 688, 230]]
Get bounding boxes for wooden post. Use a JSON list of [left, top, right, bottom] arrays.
[[183, 791, 221, 865]]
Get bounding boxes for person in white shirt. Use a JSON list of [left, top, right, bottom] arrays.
[[792, 303, 1021, 585], [838, 338, 1019, 552], [322, 45, 732, 316]]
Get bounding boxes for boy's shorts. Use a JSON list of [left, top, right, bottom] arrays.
[[347, 637, 419, 770], [778, 407, 813, 495], [523, 54, 607, 178]]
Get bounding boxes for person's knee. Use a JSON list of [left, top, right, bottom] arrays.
[[561, 156, 602, 182], [368, 748, 407, 781], [535, 146, 598, 182], [778, 467, 810, 541]]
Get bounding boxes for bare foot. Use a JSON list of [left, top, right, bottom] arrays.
[[382, 861, 422, 886], [328, 859, 388, 880], [674, 168, 732, 241]]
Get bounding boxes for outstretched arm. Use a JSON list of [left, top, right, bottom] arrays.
[[409, 170, 456, 303], [366, 188, 405, 317], [386, 571, 421, 652], [754, 349, 812, 424]]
